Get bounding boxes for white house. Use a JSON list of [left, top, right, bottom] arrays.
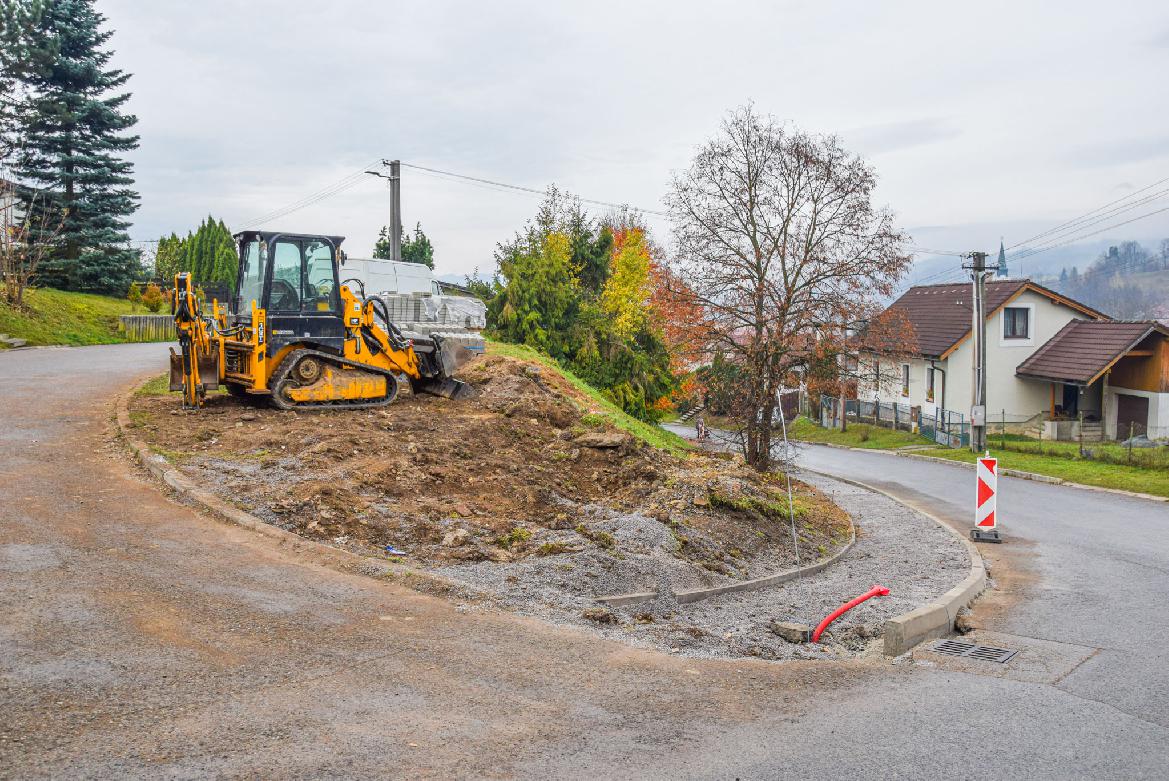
[[857, 279, 1169, 441]]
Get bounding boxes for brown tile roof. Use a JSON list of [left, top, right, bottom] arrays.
[[887, 279, 1105, 358], [887, 280, 1024, 357], [1015, 321, 1169, 385]]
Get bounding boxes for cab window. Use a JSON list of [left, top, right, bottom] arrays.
[[269, 241, 303, 312], [304, 241, 338, 312], [236, 240, 268, 313]]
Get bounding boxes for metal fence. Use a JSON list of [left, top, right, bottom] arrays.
[[819, 395, 969, 449], [919, 408, 970, 448]]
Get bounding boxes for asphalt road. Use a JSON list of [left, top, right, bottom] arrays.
[[3, 344, 1168, 780]]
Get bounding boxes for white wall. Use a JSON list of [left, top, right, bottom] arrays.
[[946, 289, 1091, 420], [856, 355, 945, 416]]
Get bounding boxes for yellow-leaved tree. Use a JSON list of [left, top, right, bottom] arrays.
[[600, 227, 652, 341]]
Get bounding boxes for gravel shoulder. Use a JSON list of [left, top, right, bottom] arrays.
[[436, 470, 970, 660]]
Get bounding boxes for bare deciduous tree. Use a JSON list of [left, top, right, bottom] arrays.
[[666, 104, 912, 469], [1, 175, 61, 307]]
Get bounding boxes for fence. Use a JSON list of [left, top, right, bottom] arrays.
[[819, 395, 969, 449], [919, 408, 970, 449], [119, 314, 175, 342]]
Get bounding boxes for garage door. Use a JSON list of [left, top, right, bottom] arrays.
[[1116, 394, 1149, 438]]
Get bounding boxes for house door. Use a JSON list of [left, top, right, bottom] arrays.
[[1116, 394, 1149, 438], [1062, 384, 1079, 416]]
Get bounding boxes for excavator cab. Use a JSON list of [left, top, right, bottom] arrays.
[[232, 232, 348, 357], [169, 230, 476, 410]]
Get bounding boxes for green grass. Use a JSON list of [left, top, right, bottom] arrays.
[[985, 432, 1169, 470], [0, 285, 150, 348], [924, 446, 1169, 498], [136, 374, 176, 396], [486, 340, 691, 456], [795, 414, 1169, 496], [788, 416, 927, 449]]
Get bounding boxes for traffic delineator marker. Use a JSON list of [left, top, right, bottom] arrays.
[[976, 456, 997, 527], [971, 455, 1003, 542]]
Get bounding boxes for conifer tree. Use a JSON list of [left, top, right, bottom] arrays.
[[1, 0, 140, 294]]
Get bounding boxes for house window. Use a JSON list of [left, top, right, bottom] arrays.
[[926, 367, 935, 402], [901, 364, 910, 397], [1004, 307, 1030, 339]]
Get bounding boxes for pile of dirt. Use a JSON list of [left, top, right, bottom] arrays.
[[129, 353, 849, 588]]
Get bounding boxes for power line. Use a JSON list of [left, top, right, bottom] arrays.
[[236, 158, 383, 229], [909, 246, 967, 257], [396, 161, 671, 218], [1007, 204, 1169, 267], [1007, 174, 1169, 251], [1006, 186, 1169, 258]]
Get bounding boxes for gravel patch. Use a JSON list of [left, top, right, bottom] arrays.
[[436, 471, 969, 660]]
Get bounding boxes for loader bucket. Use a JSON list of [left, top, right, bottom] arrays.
[[415, 377, 477, 400], [169, 347, 219, 392], [434, 340, 477, 377]]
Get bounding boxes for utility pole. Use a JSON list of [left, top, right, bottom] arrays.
[[967, 251, 990, 453], [364, 160, 403, 262], [388, 159, 402, 263]]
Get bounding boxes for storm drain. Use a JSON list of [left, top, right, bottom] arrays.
[[931, 639, 1018, 663]]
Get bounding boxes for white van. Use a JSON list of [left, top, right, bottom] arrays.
[[341, 257, 440, 296]]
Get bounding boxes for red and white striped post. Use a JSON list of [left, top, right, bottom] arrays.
[[971, 455, 1004, 542]]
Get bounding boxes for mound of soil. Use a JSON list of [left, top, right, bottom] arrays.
[[128, 353, 849, 592]]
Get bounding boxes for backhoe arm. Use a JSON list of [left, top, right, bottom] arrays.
[[170, 272, 217, 408]]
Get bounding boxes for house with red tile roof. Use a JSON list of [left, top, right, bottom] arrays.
[[858, 279, 1169, 441]]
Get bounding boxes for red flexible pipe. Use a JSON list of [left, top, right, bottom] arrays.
[[812, 585, 890, 643]]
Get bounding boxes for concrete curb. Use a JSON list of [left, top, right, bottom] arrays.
[[797, 440, 1169, 503], [113, 378, 469, 596], [794, 466, 988, 657], [596, 521, 857, 609]]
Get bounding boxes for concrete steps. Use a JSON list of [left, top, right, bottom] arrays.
[[1081, 422, 1104, 443], [677, 404, 706, 422], [0, 333, 28, 348]]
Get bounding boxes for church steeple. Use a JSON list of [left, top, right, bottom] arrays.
[[996, 239, 1008, 278]]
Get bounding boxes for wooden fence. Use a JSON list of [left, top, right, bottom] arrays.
[[120, 314, 175, 342]]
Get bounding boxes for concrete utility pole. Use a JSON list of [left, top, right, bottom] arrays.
[[388, 159, 402, 263], [967, 251, 990, 453], [364, 160, 403, 262]]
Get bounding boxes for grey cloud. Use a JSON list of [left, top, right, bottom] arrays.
[[1066, 135, 1169, 168], [843, 118, 962, 157]]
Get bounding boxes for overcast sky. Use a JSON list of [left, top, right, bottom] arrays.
[[102, 0, 1169, 278]]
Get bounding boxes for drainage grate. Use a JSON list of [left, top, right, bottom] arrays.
[[931, 639, 1018, 664]]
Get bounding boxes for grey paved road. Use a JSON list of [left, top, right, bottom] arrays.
[[3, 345, 1167, 780]]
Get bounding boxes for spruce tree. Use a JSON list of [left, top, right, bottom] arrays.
[[401, 222, 435, 269], [2, 0, 140, 294]]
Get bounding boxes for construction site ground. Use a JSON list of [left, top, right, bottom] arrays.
[[125, 349, 968, 659]]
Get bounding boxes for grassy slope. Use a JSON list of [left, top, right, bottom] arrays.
[[0, 286, 142, 347], [486, 340, 691, 456]]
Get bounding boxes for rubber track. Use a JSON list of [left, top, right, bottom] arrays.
[[268, 348, 400, 411]]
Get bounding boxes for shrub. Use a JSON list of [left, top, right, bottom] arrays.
[[494, 526, 532, 550], [127, 282, 142, 312], [142, 283, 165, 313]]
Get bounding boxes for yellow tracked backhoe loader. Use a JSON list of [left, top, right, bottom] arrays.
[[170, 230, 475, 409]]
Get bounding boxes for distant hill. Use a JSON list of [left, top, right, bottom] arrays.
[[1038, 239, 1169, 319], [906, 238, 1169, 320]]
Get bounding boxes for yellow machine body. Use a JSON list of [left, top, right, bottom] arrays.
[[171, 231, 472, 410]]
